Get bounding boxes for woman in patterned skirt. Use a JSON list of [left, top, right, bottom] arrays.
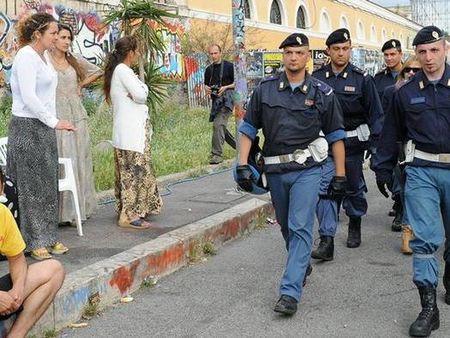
[[7, 13, 76, 260], [103, 36, 162, 229]]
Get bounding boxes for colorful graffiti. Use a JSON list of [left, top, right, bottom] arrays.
[[0, 1, 120, 85], [154, 21, 185, 79]]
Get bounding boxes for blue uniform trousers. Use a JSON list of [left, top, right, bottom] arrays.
[[342, 152, 368, 217], [316, 157, 338, 237], [405, 166, 450, 288], [266, 166, 321, 302]]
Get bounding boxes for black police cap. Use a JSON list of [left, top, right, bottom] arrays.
[[382, 39, 401, 52], [279, 33, 309, 49], [413, 26, 444, 46], [326, 28, 351, 47]]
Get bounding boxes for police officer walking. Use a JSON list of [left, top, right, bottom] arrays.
[[235, 33, 346, 315], [374, 26, 450, 337], [311, 29, 383, 258], [374, 39, 404, 232]]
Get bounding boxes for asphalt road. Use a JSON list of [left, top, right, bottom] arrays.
[[62, 170, 450, 338]]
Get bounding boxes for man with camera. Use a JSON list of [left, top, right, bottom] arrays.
[[204, 44, 235, 164]]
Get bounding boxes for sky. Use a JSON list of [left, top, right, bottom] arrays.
[[371, 0, 410, 6]]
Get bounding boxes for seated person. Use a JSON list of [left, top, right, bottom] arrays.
[[0, 200, 65, 335]]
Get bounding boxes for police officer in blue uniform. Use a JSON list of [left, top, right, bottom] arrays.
[[235, 33, 346, 315], [311, 29, 383, 258], [374, 39, 405, 232], [374, 26, 450, 337], [374, 39, 403, 98]]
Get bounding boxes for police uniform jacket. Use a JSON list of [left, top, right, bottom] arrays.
[[374, 68, 399, 99], [374, 64, 450, 182], [312, 63, 384, 150], [239, 71, 345, 174]]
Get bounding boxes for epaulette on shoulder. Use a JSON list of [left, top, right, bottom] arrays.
[[260, 75, 279, 84], [353, 66, 369, 77], [312, 78, 333, 96]]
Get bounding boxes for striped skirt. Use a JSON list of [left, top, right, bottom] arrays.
[[6, 116, 59, 251]]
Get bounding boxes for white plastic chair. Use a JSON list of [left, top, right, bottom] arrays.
[[0, 137, 83, 236]]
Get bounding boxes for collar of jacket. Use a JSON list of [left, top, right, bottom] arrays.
[[277, 71, 311, 94]]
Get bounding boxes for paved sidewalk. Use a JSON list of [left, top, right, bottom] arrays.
[[0, 164, 274, 335]]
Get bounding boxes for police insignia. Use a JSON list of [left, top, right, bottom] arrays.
[[432, 31, 439, 39], [305, 99, 314, 106], [410, 97, 426, 104], [343, 72, 348, 79], [392, 41, 396, 47], [344, 86, 355, 92], [344, 32, 348, 40], [296, 36, 302, 45], [302, 84, 308, 92], [419, 81, 424, 89], [279, 81, 284, 89], [325, 71, 330, 78], [448, 78, 450, 86]]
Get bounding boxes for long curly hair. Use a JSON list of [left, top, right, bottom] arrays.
[[15, 12, 56, 47], [103, 36, 138, 103]]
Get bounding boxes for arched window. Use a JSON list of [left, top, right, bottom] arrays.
[[243, 0, 251, 19], [340, 15, 349, 29], [320, 10, 331, 33], [391, 30, 396, 38], [381, 28, 387, 42], [270, 1, 282, 25], [296, 6, 307, 29], [370, 25, 377, 42], [357, 21, 365, 40]]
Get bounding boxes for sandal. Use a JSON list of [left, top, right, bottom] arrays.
[[50, 242, 69, 255], [31, 247, 52, 261], [118, 218, 152, 229]]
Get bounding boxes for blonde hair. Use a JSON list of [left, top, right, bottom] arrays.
[[16, 12, 56, 47]]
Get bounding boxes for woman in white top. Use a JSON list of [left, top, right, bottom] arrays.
[[103, 36, 162, 229], [7, 13, 76, 260], [48, 23, 103, 224]]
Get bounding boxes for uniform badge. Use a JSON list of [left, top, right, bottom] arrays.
[[343, 72, 348, 79], [296, 36, 302, 45], [432, 31, 439, 39], [302, 84, 308, 92], [344, 86, 355, 92], [305, 99, 314, 106], [344, 32, 348, 40], [279, 81, 284, 89], [392, 41, 396, 47], [410, 97, 426, 104], [325, 71, 330, 78], [419, 81, 424, 89], [448, 78, 450, 86]]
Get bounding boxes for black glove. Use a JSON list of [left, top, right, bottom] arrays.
[[328, 176, 347, 198], [376, 178, 391, 198], [236, 165, 254, 192]]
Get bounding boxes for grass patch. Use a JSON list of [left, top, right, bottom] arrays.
[[0, 93, 237, 192], [43, 329, 57, 338], [202, 241, 217, 256]]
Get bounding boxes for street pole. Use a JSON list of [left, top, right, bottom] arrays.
[[231, 0, 247, 159]]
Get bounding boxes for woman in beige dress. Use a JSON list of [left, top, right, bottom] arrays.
[[48, 24, 102, 224]]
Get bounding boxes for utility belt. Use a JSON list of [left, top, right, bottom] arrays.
[[345, 124, 370, 142], [263, 137, 328, 165], [403, 140, 450, 164]]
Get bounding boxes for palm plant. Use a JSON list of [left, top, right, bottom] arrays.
[[103, 0, 177, 111]]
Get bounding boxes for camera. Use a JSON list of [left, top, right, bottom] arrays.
[[210, 85, 220, 98]]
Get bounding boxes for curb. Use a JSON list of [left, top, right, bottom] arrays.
[[29, 197, 273, 334]]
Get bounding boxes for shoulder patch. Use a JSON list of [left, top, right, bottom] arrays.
[[352, 66, 368, 77], [311, 77, 333, 95], [260, 75, 279, 84]]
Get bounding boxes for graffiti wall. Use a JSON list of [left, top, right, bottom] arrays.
[[0, 0, 120, 86]]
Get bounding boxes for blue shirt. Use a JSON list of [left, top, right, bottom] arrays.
[[374, 64, 450, 180], [312, 63, 384, 143], [239, 72, 345, 173]]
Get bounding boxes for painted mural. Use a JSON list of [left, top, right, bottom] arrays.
[[0, 0, 186, 86]]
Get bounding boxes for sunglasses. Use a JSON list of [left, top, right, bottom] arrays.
[[404, 67, 421, 73]]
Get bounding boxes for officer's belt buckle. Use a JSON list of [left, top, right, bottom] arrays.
[[438, 154, 450, 163], [293, 149, 308, 164]]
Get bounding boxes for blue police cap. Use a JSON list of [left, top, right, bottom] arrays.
[[413, 26, 444, 46], [326, 28, 351, 47], [279, 33, 309, 49], [382, 39, 401, 52]]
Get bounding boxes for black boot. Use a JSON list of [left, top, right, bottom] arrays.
[[391, 196, 403, 232], [443, 263, 450, 305], [311, 236, 334, 261], [409, 287, 439, 337], [347, 217, 361, 248], [302, 264, 313, 286]]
